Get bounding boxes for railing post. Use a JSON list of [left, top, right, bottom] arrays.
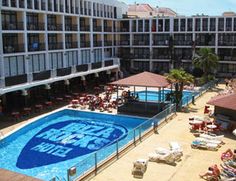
[[67, 169, 70, 181], [95, 153, 97, 175], [116, 140, 119, 159], [139, 126, 141, 142], [133, 129, 136, 146]]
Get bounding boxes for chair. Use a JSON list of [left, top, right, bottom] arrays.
[[199, 133, 224, 143], [195, 137, 222, 146], [132, 159, 148, 178]]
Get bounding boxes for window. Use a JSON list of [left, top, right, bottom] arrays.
[[210, 18, 216, 31], [174, 19, 179, 31], [187, 18, 193, 31], [226, 18, 232, 31], [165, 19, 170, 31], [180, 19, 186, 31], [218, 18, 224, 31], [195, 18, 200, 31], [202, 18, 208, 31]]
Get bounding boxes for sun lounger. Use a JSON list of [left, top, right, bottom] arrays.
[[199, 133, 224, 142], [191, 140, 219, 151], [148, 151, 176, 165], [155, 147, 183, 162], [195, 137, 222, 146], [132, 159, 148, 178]]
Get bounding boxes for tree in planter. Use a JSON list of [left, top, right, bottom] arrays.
[[167, 69, 194, 109], [193, 48, 219, 80]]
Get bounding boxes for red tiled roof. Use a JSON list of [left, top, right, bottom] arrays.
[[109, 71, 169, 88], [128, 4, 154, 12], [207, 93, 236, 111]]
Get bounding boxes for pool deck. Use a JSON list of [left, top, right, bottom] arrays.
[[0, 169, 42, 181], [89, 84, 236, 181], [1, 84, 235, 181]]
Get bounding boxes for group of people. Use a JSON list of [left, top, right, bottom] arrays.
[[122, 90, 139, 102]]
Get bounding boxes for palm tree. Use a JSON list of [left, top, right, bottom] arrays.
[[193, 48, 219, 77], [167, 69, 194, 109]]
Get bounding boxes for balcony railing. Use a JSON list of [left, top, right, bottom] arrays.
[[28, 43, 45, 52], [48, 42, 63, 50], [153, 55, 170, 59], [120, 40, 129, 46], [27, 23, 45, 31], [153, 40, 168, 46], [80, 26, 90, 31], [2, 22, 24, 30], [218, 41, 236, 46], [174, 40, 192, 46], [133, 40, 149, 46], [66, 42, 78, 49], [93, 26, 102, 32], [104, 41, 112, 46], [104, 26, 112, 32], [3, 44, 25, 53], [80, 41, 90, 48], [94, 41, 102, 47], [47, 24, 63, 31], [65, 24, 78, 31]]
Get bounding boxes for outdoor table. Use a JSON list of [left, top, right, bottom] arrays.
[[72, 93, 79, 96], [72, 99, 79, 104], [23, 107, 31, 115], [35, 104, 43, 112], [11, 112, 20, 119], [207, 124, 217, 132], [65, 95, 72, 99], [56, 97, 63, 101], [189, 120, 203, 125]]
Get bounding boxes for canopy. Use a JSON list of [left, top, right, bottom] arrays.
[[110, 71, 169, 88], [207, 93, 236, 111]]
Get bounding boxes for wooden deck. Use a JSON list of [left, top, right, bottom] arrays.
[[0, 169, 42, 181]]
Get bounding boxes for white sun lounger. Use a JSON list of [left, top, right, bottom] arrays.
[[195, 137, 222, 146], [199, 133, 224, 142]]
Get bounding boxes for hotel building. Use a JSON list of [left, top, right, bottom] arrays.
[[0, 1, 236, 111]]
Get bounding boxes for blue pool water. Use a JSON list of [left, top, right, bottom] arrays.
[[136, 90, 195, 105], [0, 110, 147, 180]]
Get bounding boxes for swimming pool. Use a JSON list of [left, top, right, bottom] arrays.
[[0, 110, 147, 180], [136, 90, 196, 105]]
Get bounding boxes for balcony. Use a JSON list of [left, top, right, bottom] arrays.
[[66, 42, 78, 49], [80, 26, 90, 31], [91, 62, 102, 69], [57, 67, 71, 77], [27, 23, 45, 31], [2, 22, 24, 30], [104, 26, 112, 32], [5, 74, 27, 87], [133, 54, 150, 59], [133, 41, 149, 46], [218, 41, 236, 46], [65, 24, 78, 31], [94, 41, 102, 47], [33, 70, 51, 81], [48, 42, 63, 50], [105, 60, 113, 67], [3, 44, 25, 54], [104, 41, 112, 46], [93, 26, 102, 32], [76, 64, 88, 72], [28, 43, 45, 52], [47, 24, 63, 31], [80, 41, 90, 48]]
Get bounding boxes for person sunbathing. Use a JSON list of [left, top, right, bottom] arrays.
[[200, 165, 221, 180], [221, 149, 236, 161]]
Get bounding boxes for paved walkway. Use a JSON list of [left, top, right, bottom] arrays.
[[90, 84, 236, 181]]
